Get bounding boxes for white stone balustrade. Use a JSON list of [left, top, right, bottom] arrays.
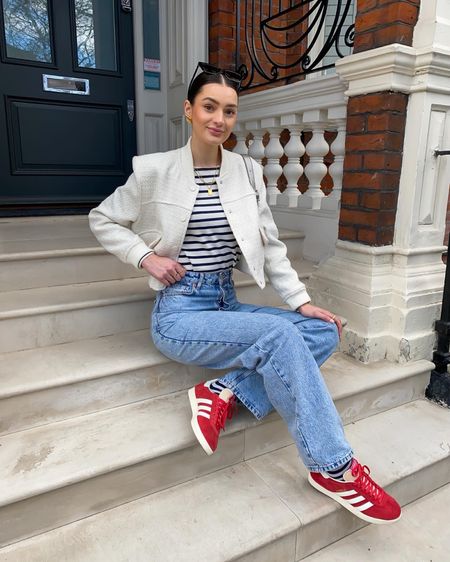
[[233, 75, 348, 212]]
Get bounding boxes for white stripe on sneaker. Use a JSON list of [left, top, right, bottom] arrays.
[[197, 406, 211, 414], [337, 490, 358, 497], [355, 501, 374, 512], [346, 495, 366, 505], [197, 398, 213, 405], [197, 412, 211, 419]]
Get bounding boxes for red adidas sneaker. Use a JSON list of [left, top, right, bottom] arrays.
[[188, 382, 237, 455], [308, 458, 401, 524]]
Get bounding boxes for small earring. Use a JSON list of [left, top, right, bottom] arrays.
[[185, 115, 192, 124]]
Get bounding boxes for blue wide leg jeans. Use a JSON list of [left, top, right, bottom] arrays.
[[151, 269, 353, 472]]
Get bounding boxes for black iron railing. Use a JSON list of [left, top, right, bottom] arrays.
[[426, 233, 450, 408], [426, 149, 450, 408], [236, 0, 355, 91]]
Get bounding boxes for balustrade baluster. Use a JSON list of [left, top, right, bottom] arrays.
[[263, 126, 283, 206], [247, 124, 265, 166], [303, 128, 329, 210], [282, 126, 305, 208], [323, 124, 346, 211], [232, 123, 249, 155]]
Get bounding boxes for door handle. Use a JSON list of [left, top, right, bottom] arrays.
[[127, 100, 135, 122], [121, 0, 132, 12]]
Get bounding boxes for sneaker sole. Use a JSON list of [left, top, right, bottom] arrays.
[[188, 387, 214, 456], [307, 474, 402, 525]]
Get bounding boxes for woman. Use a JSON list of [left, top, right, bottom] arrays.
[[89, 62, 401, 525]]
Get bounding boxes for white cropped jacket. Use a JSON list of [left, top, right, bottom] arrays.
[[88, 138, 311, 310]]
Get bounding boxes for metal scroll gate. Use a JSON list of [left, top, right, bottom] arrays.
[[235, 0, 355, 91]]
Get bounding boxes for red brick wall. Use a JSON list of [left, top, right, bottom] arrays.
[[337, 0, 421, 246], [339, 93, 407, 245], [208, 0, 236, 70], [354, 0, 421, 52]]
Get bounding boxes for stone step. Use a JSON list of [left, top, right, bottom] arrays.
[[0, 277, 153, 353], [0, 258, 314, 354], [303, 482, 450, 561], [1, 462, 300, 562], [0, 247, 144, 292], [0, 217, 93, 254], [0, 330, 199, 435], [0, 215, 305, 290], [0, 399, 448, 561], [0, 305, 431, 435], [0, 390, 270, 548], [245, 399, 450, 560], [0, 356, 432, 546]]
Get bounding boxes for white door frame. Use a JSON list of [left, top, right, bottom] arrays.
[[133, 0, 208, 155]]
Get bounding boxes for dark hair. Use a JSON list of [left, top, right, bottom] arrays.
[[187, 72, 240, 104]]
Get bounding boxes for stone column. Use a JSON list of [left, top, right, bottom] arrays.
[[310, 0, 450, 364]]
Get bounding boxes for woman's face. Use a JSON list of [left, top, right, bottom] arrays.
[[184, 82, 238, 147]]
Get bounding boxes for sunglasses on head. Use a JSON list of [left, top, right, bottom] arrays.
[[188, 62, 243, 94]]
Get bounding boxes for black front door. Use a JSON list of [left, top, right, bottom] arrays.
[[0, 0, 136, 215]]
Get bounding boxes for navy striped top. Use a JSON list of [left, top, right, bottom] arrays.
[[178, 167, 241, 272]]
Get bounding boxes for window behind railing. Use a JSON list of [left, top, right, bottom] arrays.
[[321, 0, 355, 71], [235, 0, 355, 91]]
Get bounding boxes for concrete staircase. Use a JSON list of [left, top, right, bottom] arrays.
[[0, 216, 448, 561]]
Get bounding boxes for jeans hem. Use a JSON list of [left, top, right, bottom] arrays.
[[219, 380, 264, 420], [306, 450, 354, 473]]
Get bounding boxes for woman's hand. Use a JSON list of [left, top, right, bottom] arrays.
[[141, 254, 186, 286], [297, 302, 342, 339]]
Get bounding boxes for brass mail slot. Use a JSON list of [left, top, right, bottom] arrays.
[[43, 74, 90, 95]]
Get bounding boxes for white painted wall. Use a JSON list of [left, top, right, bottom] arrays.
[[272, 208, 339, 264]]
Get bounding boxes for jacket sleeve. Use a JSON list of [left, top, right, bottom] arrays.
[[252, 158, 311, 310], [88, 170, 153, 269]]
